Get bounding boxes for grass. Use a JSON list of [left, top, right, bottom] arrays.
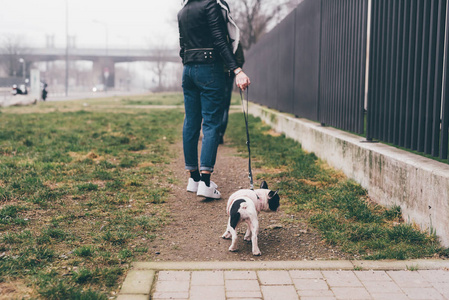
[[120, 92, 184, 106], [0, 92, 446, 298], [0, 92, 185, 114], [0, 95, 184, 298], [225, 112, 447, 260]]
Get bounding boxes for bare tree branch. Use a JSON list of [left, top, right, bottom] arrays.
[[0, 35, 29, 77], [146, 36, 172, 92], [232, 0, 304, 50]]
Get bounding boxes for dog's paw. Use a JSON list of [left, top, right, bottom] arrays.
[[222, 232, 231, 239]]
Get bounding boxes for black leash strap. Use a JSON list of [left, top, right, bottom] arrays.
[[240, 88, 254, 190]]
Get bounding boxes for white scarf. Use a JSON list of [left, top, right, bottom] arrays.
[[181, 0, 240, 53]]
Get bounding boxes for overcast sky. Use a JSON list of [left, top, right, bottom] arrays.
[[0, 0, 181, 49]]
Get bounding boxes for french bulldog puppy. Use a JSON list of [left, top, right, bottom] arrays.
[[222, 181, 280, 256]]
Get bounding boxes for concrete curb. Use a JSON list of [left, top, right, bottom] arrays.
[[132, 259, 449, 271], [118, 270, 155, 300], [118, 260, 449, 299]]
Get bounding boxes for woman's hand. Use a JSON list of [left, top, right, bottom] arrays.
[[234, 68, 251, 90]]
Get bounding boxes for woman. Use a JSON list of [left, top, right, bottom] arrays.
[[178, 0, 250, 199]]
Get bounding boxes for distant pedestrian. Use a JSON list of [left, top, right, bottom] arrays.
[[178, 0, 250, 199], [41, 82, 48, 101]]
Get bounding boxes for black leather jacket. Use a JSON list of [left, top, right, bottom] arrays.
[[178, 0, 238, 71]]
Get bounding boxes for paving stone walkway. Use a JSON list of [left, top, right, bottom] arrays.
[[117, 260, 449, 300]]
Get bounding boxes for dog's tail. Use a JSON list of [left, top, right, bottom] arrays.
[[239, 202, 248, 210], [238, 202, 251, 219]]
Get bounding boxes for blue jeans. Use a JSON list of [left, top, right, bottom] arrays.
[[182, 63, 225, 172], [218, 72, 235, 139]]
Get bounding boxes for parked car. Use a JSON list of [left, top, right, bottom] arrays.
[[92, 84, 105, 92]]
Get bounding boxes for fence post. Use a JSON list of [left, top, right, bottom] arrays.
[[440, 0, 449, 160], [366, 0, 375, 141]]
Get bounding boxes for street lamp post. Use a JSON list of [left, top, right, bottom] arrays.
[[19, 58, 25, 81], [65, 0, 69, 97]]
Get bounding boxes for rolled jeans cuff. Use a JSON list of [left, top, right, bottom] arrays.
[[185, 166, 198, 171], [200, 166, 214, 172]]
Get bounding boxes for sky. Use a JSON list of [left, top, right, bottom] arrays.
[[0, 0, 181, 49]]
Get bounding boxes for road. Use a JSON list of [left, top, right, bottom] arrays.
[[0, 89, 149, 107]]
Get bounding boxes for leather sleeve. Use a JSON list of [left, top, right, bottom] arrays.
[[205, 0, 238, 71], [235, 43, 245, 67], [177, 15, 185, 64]]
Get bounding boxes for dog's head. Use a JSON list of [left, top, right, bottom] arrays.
[[260, 181, 280, 212]]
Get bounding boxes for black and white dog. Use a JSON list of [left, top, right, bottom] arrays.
[[222, 181, 280, 256]]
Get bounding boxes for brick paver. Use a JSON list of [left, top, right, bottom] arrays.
[[322, 271, 364, 287], [191, 271, 224, 286], [258, 270, 293, 285], [119, 260, 449, 299], [225, 270, 258, 280], [158, 270, 191, 281], [293, 278, 329, 290], [331, 286, 371, 299], [296, 289, 335, 297], [370, 293, 409, 300], [355, 270, 392, 281], [402, 287, 446, 300], [148, 269, 449, 299], [387, 270, 433, 288], [289, 270, 324, 279], [362, 280, 403, 294], [152, 291, 189, 299], [260, 285, 299, 300], [226, 279, 261, 292], [190, 285, 226, 300]]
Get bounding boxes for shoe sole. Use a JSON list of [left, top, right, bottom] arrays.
[[197, 191, 221, 199], [187, 181, 217, 194]]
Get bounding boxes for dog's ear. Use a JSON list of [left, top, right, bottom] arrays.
[[260, 181, 268, 189], [268, 189, 279, 198], [268, 189, 280, 211]]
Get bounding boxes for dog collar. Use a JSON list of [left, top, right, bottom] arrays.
[[253, 190, 260, 200]]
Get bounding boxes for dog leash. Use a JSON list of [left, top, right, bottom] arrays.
[[240, 88, 254, 190]]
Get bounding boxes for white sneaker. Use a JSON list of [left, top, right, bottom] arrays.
[[197, 181, 221, 199], [187, 178, 200, 192], [187, 178, 217, 193]]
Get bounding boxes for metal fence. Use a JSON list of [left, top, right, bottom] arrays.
[[368, 0, 449, 159], [244, 0, 449, 161], [320, 0, 368, 134], [245, 0, 368, 133]]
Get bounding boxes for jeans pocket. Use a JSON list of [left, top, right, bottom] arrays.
[[195, 64, 216, 87]]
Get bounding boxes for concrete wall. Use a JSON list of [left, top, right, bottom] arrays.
[[249, 103, 449, 247]]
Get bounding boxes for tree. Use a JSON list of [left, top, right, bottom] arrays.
[[146, 35, 176, 92], [0, 35, 29, 77], [232, 0, 304, 50], [152, 47, 168, 91]]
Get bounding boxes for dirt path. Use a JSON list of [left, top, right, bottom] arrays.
[[147, 141, 355, 261]]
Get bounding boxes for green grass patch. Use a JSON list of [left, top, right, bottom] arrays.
[[0, 93, 184, 298], [121, 92, 184, 106], [1, 92, 446, 298], [226, 113, 444, 260]]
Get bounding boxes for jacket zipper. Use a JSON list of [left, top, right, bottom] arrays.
[[185, 48, 214, 52]]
